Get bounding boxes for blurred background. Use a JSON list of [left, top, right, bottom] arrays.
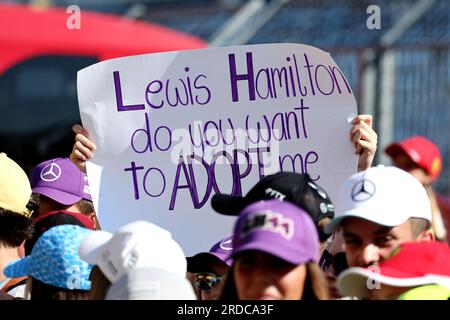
[[0, 0, 449, 196]]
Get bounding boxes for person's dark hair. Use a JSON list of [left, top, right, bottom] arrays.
[[33, 195, 100, 229], [37, 195, 94, 215], [29, 278, 89, 300], [219, 264, 238, 300], [76, 199, 95, 216], [301, 263, 330, 300], [88, 266, 111, 300], [27, 193, 40, 220], [24, 211, 91, 255], [409, 218, 431, 239], [0, 208, 34, 248], [76, 199, 101, 229], [220, 261, 329, 300]]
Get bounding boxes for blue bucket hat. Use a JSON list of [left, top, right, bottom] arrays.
[[5, 225, 93, 290]]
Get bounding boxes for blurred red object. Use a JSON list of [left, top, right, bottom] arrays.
[[0, 3, 206, 75]]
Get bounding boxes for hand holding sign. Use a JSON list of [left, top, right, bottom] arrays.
[[70, 124, 96, 173], [351, 114, 378, 172], [76, 43, 369, 254]]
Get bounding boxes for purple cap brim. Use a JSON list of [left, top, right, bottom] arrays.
[[4, 256, 31, 278], [32, 186, 82, 205], [210, 252, 233, 267]]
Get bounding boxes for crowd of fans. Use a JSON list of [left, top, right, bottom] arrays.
[[0, 114, 449, 300]]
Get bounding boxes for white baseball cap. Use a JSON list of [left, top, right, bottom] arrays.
[[106, 267, 196, 300], [78, 220, 187, 283], [325, 165, 432, 234]]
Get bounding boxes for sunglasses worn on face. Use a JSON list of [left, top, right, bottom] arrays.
[[194, 272, 225, 292], [319, 250, 349, 276]]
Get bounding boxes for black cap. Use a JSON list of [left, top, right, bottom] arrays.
[[211, 172, 334, 241], [186, 253, 227, 273]]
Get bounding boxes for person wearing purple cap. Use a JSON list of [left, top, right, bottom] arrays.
[[26, 157, 99, 254], [220, 200, 329, 300], [186, 236, 233, 300]]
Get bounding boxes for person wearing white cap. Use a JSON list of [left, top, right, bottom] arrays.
[[78, 220, 195, 300], [325, 165, 434, 269], [106, 267, 196, 300]]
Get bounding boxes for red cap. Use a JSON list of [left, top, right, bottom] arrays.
[[385, 136, 442, 182], [337, 242, 450, 298], [377, 242, 450, 279]]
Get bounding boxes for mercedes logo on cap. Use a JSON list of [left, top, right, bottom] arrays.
[[351, 179, 376, 202], [40, 162, 62, 182]]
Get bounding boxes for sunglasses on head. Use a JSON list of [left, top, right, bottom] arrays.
[[319, 250, 348, 276], [194, 272, 225, 292]]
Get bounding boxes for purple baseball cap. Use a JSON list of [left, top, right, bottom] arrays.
[[186, 236, 234, 273], [232, 199, 320, 265], [30, 158, 92, 205]]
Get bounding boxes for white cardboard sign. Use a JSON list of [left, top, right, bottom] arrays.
[[77, 43, 357, 255]]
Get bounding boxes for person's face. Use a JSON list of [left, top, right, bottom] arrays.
[[392, 152, 430, 185], [342, 217, 414, 267], [197, 260, 228, 300], [33, 195, 58, 217], [369, 283, 411, 300], [234, 251, 307, 300], [192, 261, 229, 300]]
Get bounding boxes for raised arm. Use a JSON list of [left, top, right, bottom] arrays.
[[350, 114, 378, 172], [69, 124, 96, 173]]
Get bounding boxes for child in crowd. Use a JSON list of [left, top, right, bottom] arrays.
[[186, 235, 233, 300]]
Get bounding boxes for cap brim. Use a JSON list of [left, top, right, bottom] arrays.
[[32, 187, 82, 205], [385, 143, 406, 158], [0, 201, 32, 218], [186, 253, 229, 273], [78, 230, 113, 265], [211, 194, 248, 215], [4, 257, 32, 278], [210, 252, 233, 267], [385, 143, 419, 166], [337, 267, 450, 298], [324, 210, 409, 235]]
